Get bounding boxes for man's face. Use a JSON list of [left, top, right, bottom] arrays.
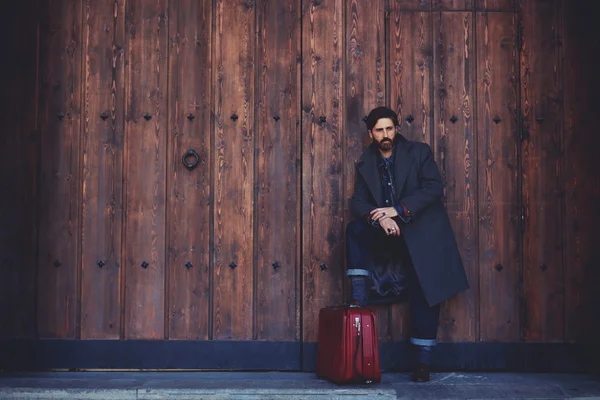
[[368, 118, 397, 151]]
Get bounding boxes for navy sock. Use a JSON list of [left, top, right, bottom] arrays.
[[414, 344, 432, 365], [351, 276, 368, 305]]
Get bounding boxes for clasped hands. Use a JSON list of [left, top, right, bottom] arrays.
[[369, 207, 401, 236]]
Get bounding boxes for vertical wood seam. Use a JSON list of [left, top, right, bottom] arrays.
[[120, 0, 129, 340], [298, 0, 304, 364], [515, 1, 525, 343], [208, 0, 216, 342], [251, 0, 260, 342], [472, 6, 481, 343], [118, 0, 127, 341], [557, 0, 566, 343], [164, 0, 171, 341], [76, 0, 86, 340], [33, 0, 42, 339], [384, 0, 390, 107], [472, 0, 480, 345], [341, 0, 347, 307], [428, 8, 435, 161], [384, 0, 392, 339]]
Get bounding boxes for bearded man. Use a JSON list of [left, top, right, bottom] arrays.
[[346, 106, 469, 382]]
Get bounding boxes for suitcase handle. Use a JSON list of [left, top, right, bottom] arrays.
[[353, 314, 376, 383]]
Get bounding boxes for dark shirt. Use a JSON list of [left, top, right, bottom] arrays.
[[368, 148, 411, 226]]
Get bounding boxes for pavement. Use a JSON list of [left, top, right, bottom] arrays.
[[0, 371, 599, 399]]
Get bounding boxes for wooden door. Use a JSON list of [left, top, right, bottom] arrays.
[[2, 0, 600, 372]]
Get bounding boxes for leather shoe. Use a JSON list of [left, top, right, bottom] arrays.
[[411, 362, 430, 382]]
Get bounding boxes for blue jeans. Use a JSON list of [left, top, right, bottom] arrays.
[[346, 218, 440, 346]]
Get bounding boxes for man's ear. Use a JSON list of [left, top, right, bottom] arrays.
[[368, 130, 373, 140]]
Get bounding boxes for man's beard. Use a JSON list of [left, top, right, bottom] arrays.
[[375, 135, 397, 151]]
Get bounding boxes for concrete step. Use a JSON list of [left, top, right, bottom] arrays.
[[0, 372, 396, 400], [2, 371, 600, 399], [0, 387, 398, 400]]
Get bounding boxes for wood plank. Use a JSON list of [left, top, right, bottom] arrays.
[[213, 0, 255, 340], [395, 0, 431, 11], [519, 0, 564, 342], [433, 0, 474, 11], [166, 0, 212, 340], [476, 0, 513, 11], [36, 0, 83, 339], [433, 12, 478, 342], [301, 0, 344, 343], [255, 0, 300, 341], [476, 11, 520, 341], [390, 10, 432, 145], [388, 7, 432, 341], [345, 0, 389, 342], [80, 0, 126, 340], [562, 0, 600, 343], [0, 0, 39, 339], [123, 0, 169, 339]]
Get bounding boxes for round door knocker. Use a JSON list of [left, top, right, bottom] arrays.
[[182, 149, 200, 170]]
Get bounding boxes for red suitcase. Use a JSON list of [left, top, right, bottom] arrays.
[[315, 305, 381, 384]]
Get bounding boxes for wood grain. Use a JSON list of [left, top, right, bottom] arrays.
[[166, 0, 212, 341], [0, 0, 39, 339], [164, 0, 213, 340], [213, 0, 255, 340], [390, 10, 432, 145], [562, 0, 600, 343], [433, 12, 478, 342], [476, 0, 513, 11], [302, 0, 344, 343], [389, 7, 432, 341], [255, 0, 300, 341], [36, 0, 83, 339], [433, 0, 474, 11], [123, 0, 169, 340], [476, 11, 520, 341], [344, 0, 389, 342], [519, 0, 564, 342], [80, 0, 125, 340], [395, 0, 431, 11]]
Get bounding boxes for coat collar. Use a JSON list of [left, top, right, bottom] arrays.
[[356, 135, 413, 207]]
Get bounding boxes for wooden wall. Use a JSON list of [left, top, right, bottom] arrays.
[[1, 0, 599, 359]]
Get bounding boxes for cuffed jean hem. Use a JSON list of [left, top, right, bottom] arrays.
[[347, 268, 370, 277], [410, 337, 437, 347]]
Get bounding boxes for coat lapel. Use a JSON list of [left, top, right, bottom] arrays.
[[392, 136, 413, 200], [357, 144, 384, 207]]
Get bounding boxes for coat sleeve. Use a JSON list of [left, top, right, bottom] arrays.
[[350, 165, 377, 220], [399, 143, 443, 219]]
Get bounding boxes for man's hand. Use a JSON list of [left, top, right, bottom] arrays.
[[370, 207, 398, 222], [379, 217, 400, 236]]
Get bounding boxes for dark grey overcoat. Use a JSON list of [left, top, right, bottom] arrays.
[[350, 135, 469, 306]]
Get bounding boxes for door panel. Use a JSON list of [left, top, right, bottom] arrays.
[[433, 12, 479, 342], [344, 0, 389, 341], [123, 0, 169, 340], [36, 0, 83, 339], [255, 0, 301, 341], [301, 0, 345, 343], [476, 11, 520, 341], [80, 0, 126, 340], [388, 7, 433, 341], [166, 0, 212, 340], [212, 0, 256, 340], [519, 0, 564, 343]]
